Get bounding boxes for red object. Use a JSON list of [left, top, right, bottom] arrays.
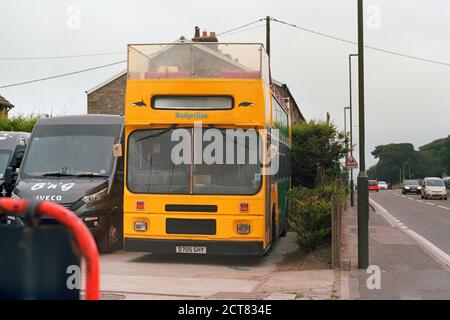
[[345, 154, 359, 169], [136, 200, 145, 210], [368, 180, 379, 192], [0, 199, 100, 300], [240, 202, 249, 212]]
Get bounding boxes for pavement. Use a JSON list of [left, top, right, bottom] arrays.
[[98, 232, 338, 300], [341, 190, 450, 299]]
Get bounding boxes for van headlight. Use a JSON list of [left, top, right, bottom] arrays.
[[11, 192, 20, 199], [82, 188, 108, 204]]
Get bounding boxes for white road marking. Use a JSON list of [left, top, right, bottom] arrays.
[[408, 197, 415, 200], [426, 202, 435, 206], [370, 198, 450, 272], [438, 205, 449, 210], [417, 200, 424, 203]]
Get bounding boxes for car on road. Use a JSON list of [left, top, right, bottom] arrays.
[[378, 181, 388, 190], [402, 179, 421, 195], [368, 180, 379, 192], [443, 177, 450, 192], [420, 177, 447, 200]]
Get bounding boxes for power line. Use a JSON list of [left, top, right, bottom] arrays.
[[0, 60, 126, 89], [0, 51, 126, 61], [219, 23, 266, 38], [271, 17, 450, 68], [217, 18, 264, 36]]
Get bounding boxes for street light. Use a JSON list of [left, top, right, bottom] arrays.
[[348, 53, 358, 208], [357, 0, 369, 269], [344, 106, 350, 190]]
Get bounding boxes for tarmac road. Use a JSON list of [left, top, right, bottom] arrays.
[[370, 189, 450, 255]]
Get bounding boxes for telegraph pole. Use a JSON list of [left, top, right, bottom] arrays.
[[357, 0, 369, 269], [266, 16, 271, 57]]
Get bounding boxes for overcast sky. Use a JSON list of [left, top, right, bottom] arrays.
[[1, 0, 449, 167]]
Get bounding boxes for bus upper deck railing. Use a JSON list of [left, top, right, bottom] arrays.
[[127, 43, 269, 82]]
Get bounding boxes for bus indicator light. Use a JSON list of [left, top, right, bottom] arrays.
[[136, 200, 145, 211], [240, 202, 249, 212]]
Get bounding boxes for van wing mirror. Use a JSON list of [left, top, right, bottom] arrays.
[[4, 167, 13, 186], [15, 150, 24, 162]]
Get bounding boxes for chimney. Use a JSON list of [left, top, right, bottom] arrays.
[[194, 26, 200, 38], [192, 28, 219, 44]]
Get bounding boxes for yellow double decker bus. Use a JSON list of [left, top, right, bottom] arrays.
[[123, 42, 291, 255]]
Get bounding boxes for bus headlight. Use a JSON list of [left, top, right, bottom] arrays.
[[134, 221, 147, 232], [82, 188, 108, 204], [237, 224, 250, 234]]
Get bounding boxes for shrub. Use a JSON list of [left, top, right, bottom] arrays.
[[291, 121, 347, 188], [0, 114, 40, 132], [288, 181, 346, 251], [289, 198, 331, 251]]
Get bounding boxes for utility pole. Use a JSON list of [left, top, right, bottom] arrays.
[[348, 53, 358, 207], [357, 0, 369, 269], [266, 16, 271, 57]]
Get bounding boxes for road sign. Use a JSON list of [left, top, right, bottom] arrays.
[[345, 154, 359, 169]]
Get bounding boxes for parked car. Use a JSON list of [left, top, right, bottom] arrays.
[[368, 180, 379, 192], [443, 177, 450, 192], [9, 115, 125, 253], [0, 131, 30, 197], [420, 177, 447, 200], [378, 181, 388, 190], [402, 179, 421, 195]]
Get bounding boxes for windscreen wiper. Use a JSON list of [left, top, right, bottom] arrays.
[[40, 172, 76, 177], [75, 173, 109, 177]]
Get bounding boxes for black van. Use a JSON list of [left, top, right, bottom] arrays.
[[11, 115, 124, 253], [0, 131, 30, 197]]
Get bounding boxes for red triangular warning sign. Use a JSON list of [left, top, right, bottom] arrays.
[[345, 154, 359, 169]]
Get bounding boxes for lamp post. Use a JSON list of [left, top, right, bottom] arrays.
[[344, 106, 350, 189], [348, 53, 358, 207], [357, 0, 369, 269]]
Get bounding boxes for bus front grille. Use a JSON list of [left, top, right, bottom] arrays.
[[166, 218, 216, 235]]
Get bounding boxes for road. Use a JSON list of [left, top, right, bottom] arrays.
[[370, 189, 450, 255]]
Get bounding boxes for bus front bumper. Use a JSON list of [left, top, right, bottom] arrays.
[[124, 238, 265, 256]]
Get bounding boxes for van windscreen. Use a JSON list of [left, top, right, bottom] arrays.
[[21, 124, 121, 178]]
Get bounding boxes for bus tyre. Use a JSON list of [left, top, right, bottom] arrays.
[[263, 213, 277, 257], [97, 219, 120, 254], [279, 213, 288, 237]]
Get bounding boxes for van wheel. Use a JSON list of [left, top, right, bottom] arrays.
[[97, 220, 120, 254]]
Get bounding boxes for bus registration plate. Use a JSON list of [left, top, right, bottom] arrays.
[[176, 246, 207, 254]]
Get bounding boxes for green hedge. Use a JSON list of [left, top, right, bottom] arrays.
[[0, 115, 40, 132]]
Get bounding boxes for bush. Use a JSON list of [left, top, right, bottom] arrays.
[[291, 121, 347, 188], [289, 198, 331, 251], [0, 114, 40, 132], [288, 181, 346, 251]]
